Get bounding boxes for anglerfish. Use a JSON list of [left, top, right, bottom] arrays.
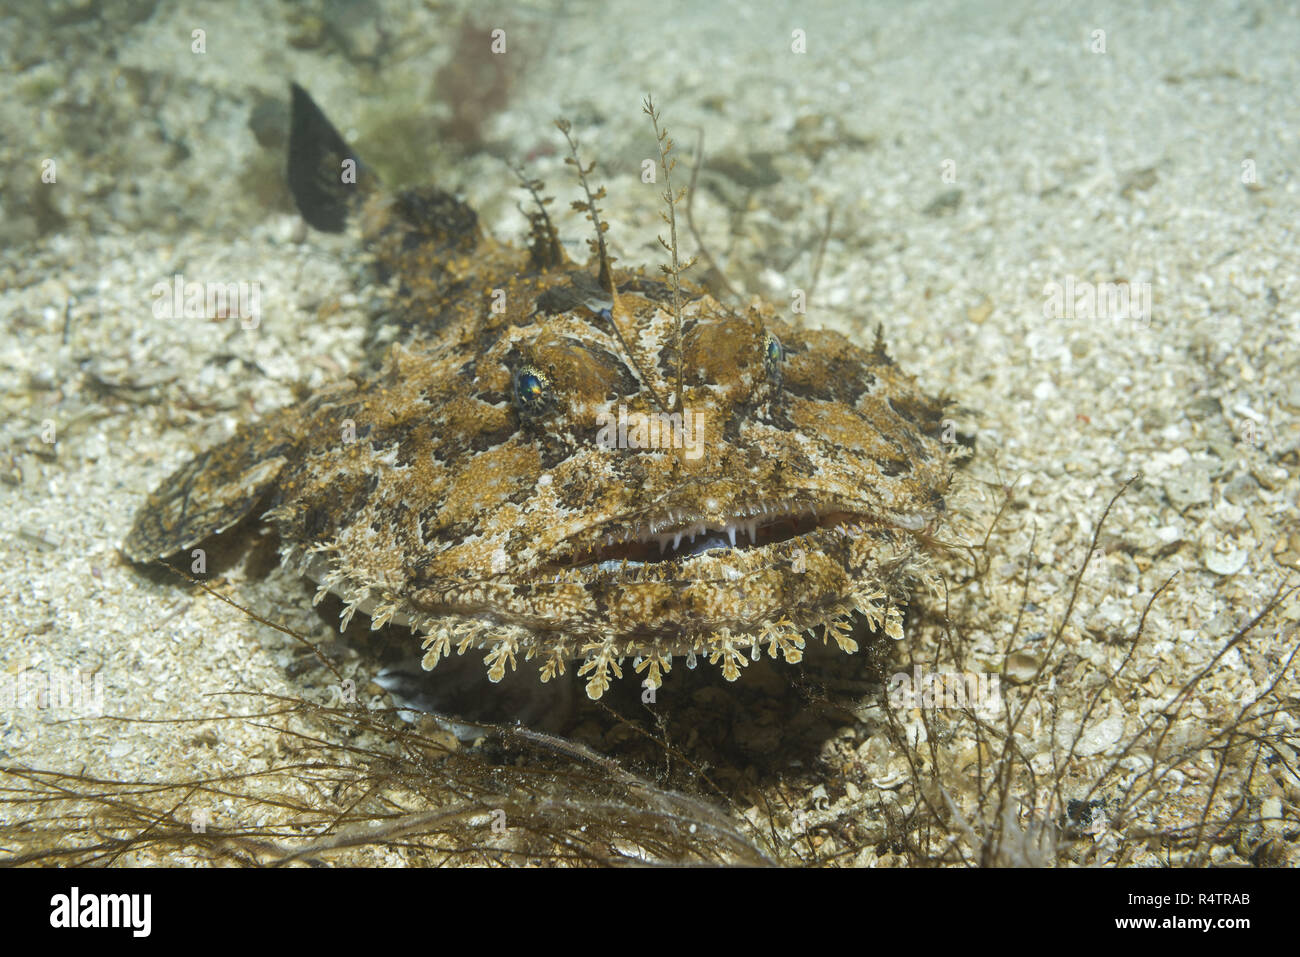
[[124, 84, 961, 699]]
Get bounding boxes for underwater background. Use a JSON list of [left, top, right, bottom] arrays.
[[1, 0, 1297, 865]]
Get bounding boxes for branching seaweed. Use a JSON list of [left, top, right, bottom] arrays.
[[0, 694, 775, 867], [508, 162, 564, 272], [643, 95, 696, 412], [554, 117, 672, 415]]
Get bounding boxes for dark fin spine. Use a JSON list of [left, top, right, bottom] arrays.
[[287, 82, 373, 233]]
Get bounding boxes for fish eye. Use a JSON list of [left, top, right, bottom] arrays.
[[514, 366, 551, 414], [763, 332, 784, 379]]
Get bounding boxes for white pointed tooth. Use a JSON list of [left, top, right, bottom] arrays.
[[728, 525, 737, 547], [673, 533, 682, 549], [658, 536, 668, 554], [747, 521, 757, 543]]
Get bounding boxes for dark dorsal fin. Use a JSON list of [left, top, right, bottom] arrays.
[[287, 82, 373, 232]]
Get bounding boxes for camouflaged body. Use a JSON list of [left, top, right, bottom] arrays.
[[125, 95, 960, 700]]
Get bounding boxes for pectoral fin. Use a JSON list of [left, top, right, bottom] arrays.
[[123, 417, 299, 562]]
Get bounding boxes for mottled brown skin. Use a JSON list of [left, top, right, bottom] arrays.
[[126, 97, 960, 699]]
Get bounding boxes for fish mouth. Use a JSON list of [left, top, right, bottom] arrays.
[[554, 502, 931, 571]]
